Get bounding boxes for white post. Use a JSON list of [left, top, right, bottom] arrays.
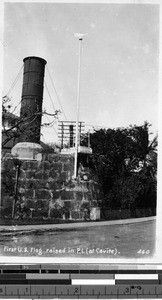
[[74, 36, 83, 179]]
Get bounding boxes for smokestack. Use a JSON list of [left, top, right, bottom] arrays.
[[19, 56, 46, 143], [11, 56, 47, 161]]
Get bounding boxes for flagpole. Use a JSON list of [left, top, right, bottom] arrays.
[[74, 34, 84, 179]]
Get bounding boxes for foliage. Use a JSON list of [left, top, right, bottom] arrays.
[[104, 173, 156, 210], [83, 122, 157, 210], [2, 95, 12, 113], [2, 95, 60, 147]]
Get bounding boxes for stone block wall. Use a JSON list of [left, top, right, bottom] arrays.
[[1, 153, 101, 220]]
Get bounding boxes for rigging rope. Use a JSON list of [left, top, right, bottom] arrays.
[[44, 81, 56, 111], [45, 114, 57, 135], [7, 65, 23, 97], [46, 66, 67, 121], [10, 100, 21, 115]]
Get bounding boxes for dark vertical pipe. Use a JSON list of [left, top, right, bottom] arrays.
[[12, 159, 21, 219], [19, 56, 46, 143]]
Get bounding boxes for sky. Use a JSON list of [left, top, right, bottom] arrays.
[[2, 2, 160, 143]]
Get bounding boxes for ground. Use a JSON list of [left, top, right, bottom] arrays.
[[0, 218, 155, 259]]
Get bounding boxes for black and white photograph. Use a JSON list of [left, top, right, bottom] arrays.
[[0, 0, 161, 262]]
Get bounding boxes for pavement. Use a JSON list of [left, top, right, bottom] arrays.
[[0, 216, 156, 235]]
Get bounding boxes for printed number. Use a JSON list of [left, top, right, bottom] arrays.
[[125, 287, 130, 294], [137, 249, 150, 255], [74, 288, 79, 294], [131, 285, 142, 290]]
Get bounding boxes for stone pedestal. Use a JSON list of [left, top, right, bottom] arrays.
[[90, 207, 101, 220], [11, 142, 43, 161]]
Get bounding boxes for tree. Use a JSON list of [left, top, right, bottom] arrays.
[[2, 96, 60, 148], [83, 122, 157, 210], [127, 121, 157, 173]]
